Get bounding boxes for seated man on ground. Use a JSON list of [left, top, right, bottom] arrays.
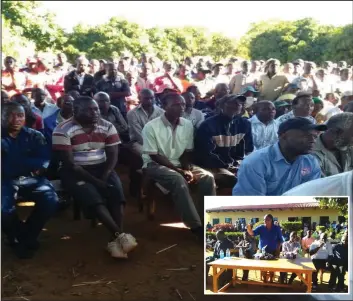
[[194, 94, 253, 190], [1, 102, 58, 259], [43, 94, 74, 145], [328, 231, 348, 292], [126, 88, 164, 195], [309, 233, 333, 290], [249, 100, 278, 150], [312, 112, 353, 177], [236, 231, 257, 281], [94, 92, 130, 143], [11, 93, 44, 132], [276, 92, 316, 125], [280, 231, 301, 284], [181, 91, 205, 130], [206, 231, 234, 283], [142, 93, 216, 238], [233, 117, 326, 196], [52, 96, 137, 259]]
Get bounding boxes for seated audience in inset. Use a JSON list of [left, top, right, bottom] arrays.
[[312, 112, 353, 177], [309, 233, 333, 290], [280, 231, 301, 284], [142, 93, 216, 238], [233, 117, 325, 196], [302, 230, 315, 258], [236, 231, 257, 281], [52, 96, 137, 259], [328, 231, 348, 292], [1, 102, 58, 259], [194, 94, 253, 190]]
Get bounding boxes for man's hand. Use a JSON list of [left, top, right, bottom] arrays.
[[181, 170, 194, 183], [32, 168, 47, 177]]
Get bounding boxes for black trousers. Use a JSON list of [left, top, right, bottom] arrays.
[[312, 259, 327, 285], [329, 265, 347, 290]]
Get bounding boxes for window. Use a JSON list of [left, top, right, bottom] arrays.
[[320, 216, 330, 226], [251, 218, 259, 224], [288, 217, 299, 222], [212, 218, 220, 225], [338, 216, 346, 224], [225, 217, 232, 224], [238, 218, 246, 225]]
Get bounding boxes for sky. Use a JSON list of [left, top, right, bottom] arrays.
[[205, 196, 317, 209], [39, 1, 353, 39]]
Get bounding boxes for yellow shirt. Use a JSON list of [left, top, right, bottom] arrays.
[[259, 74, 289, 101]]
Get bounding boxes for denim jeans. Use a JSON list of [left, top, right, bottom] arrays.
[[1, 176, 58, 243]]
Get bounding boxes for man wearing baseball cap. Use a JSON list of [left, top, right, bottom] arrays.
[[233, 117, 326, 196], [273, 100, 291, 118]]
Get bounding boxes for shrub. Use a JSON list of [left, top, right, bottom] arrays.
[[280, 221, 302, 232], [316, 226, 326, 233], [211, 223, 236, 232], [252, 221, 264, 229]]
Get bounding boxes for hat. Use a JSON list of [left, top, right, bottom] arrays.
[[342, 90, 353, 97], [241, 86, 258, 95], [312, 97, 323, 104], [212, 63, 224, 70], [197, 63, 211, 73], [293, 59, 304, 66], [277, 94, 296, 102], [227, 94, 246, 103], [155, 83, 179, 94], [273, 100, 291, 109], [278, 117, 327, 135], [292, 91, 312, 104]]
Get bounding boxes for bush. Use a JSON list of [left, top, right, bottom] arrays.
[[316, 226, 326, 233], [252, 221, 264, 229], [206, 231, 259, 249], [211, 223, 236, 232], [280, 221, 302, 232]]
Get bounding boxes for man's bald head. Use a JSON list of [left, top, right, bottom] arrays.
[[94, 91, 110, 102], [214, 83, 230, 99], [94, 92, 111, 114], [138, 88, 155, 108], [76, 56, 89, 74]]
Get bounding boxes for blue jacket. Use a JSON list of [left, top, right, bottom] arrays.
[[193, 114, 254, 168], [43, 110, 60, 145], [1, 127, 50, 180]]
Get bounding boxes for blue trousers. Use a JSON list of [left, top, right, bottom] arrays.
[[1, 177, 58, 243]]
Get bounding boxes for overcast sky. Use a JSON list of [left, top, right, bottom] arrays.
[[205, 196, 317, 209], [40, 1, 353, 38]]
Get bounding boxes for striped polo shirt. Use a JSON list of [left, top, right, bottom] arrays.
[[52, 117, 120, 166]]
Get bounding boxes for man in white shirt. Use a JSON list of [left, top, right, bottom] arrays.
[[142, 93, 216, 239], [249, 101, 278, 150], [229, 61, 259, 94], [309, 233, 333, 289]]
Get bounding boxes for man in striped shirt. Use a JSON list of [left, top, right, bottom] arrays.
[[52, 96, 137, 259]]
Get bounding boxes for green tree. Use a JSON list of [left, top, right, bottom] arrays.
[[316, 197, 348, 219], [207, 33, 237, 62], [2, 1, 66, 52]]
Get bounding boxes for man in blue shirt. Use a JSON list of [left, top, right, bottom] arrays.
[[1, 102, 58, 259], [247, 214, 284, 255], [233, 117, 326, 196]]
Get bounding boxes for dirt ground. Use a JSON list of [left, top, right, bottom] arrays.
[[0, 168, 329, 301]]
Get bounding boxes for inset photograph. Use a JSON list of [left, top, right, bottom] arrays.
[[205, 196, 349, 294]]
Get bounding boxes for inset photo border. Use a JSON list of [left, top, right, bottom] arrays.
[[204, 196, 350, 296]]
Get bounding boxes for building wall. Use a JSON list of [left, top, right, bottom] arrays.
[[206, 207, 342, 226]]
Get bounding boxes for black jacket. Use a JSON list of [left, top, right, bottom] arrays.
[[64, 71, 95, 96]]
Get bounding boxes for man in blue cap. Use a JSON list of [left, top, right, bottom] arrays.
[[233, 117, 326, 196]]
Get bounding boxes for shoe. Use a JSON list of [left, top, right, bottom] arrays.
[[13, 244, 34, 259], [107, 240, 128, 259], [118, 233, 138, 253]]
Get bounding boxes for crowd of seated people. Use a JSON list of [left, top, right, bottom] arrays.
[[2, 53, 353, 262]]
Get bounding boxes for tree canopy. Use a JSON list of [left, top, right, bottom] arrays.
[[2, 1, 352, 65], [316, 197, 348, 219]]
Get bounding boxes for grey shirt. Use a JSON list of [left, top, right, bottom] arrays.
[[126, 105, 164, 145], [182, 108, 205, 130], [100, 105, 128, 135]]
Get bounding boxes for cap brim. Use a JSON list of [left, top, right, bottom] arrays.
[[303, 124, 327, 132]]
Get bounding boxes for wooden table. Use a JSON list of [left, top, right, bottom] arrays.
[[208, 257, 316, 293]]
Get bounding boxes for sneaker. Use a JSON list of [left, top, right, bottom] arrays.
[[107, 240, 128, 259], [118, 233, 138, 253]]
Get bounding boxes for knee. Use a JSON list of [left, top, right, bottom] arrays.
[[172, 173, 188, 187]]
